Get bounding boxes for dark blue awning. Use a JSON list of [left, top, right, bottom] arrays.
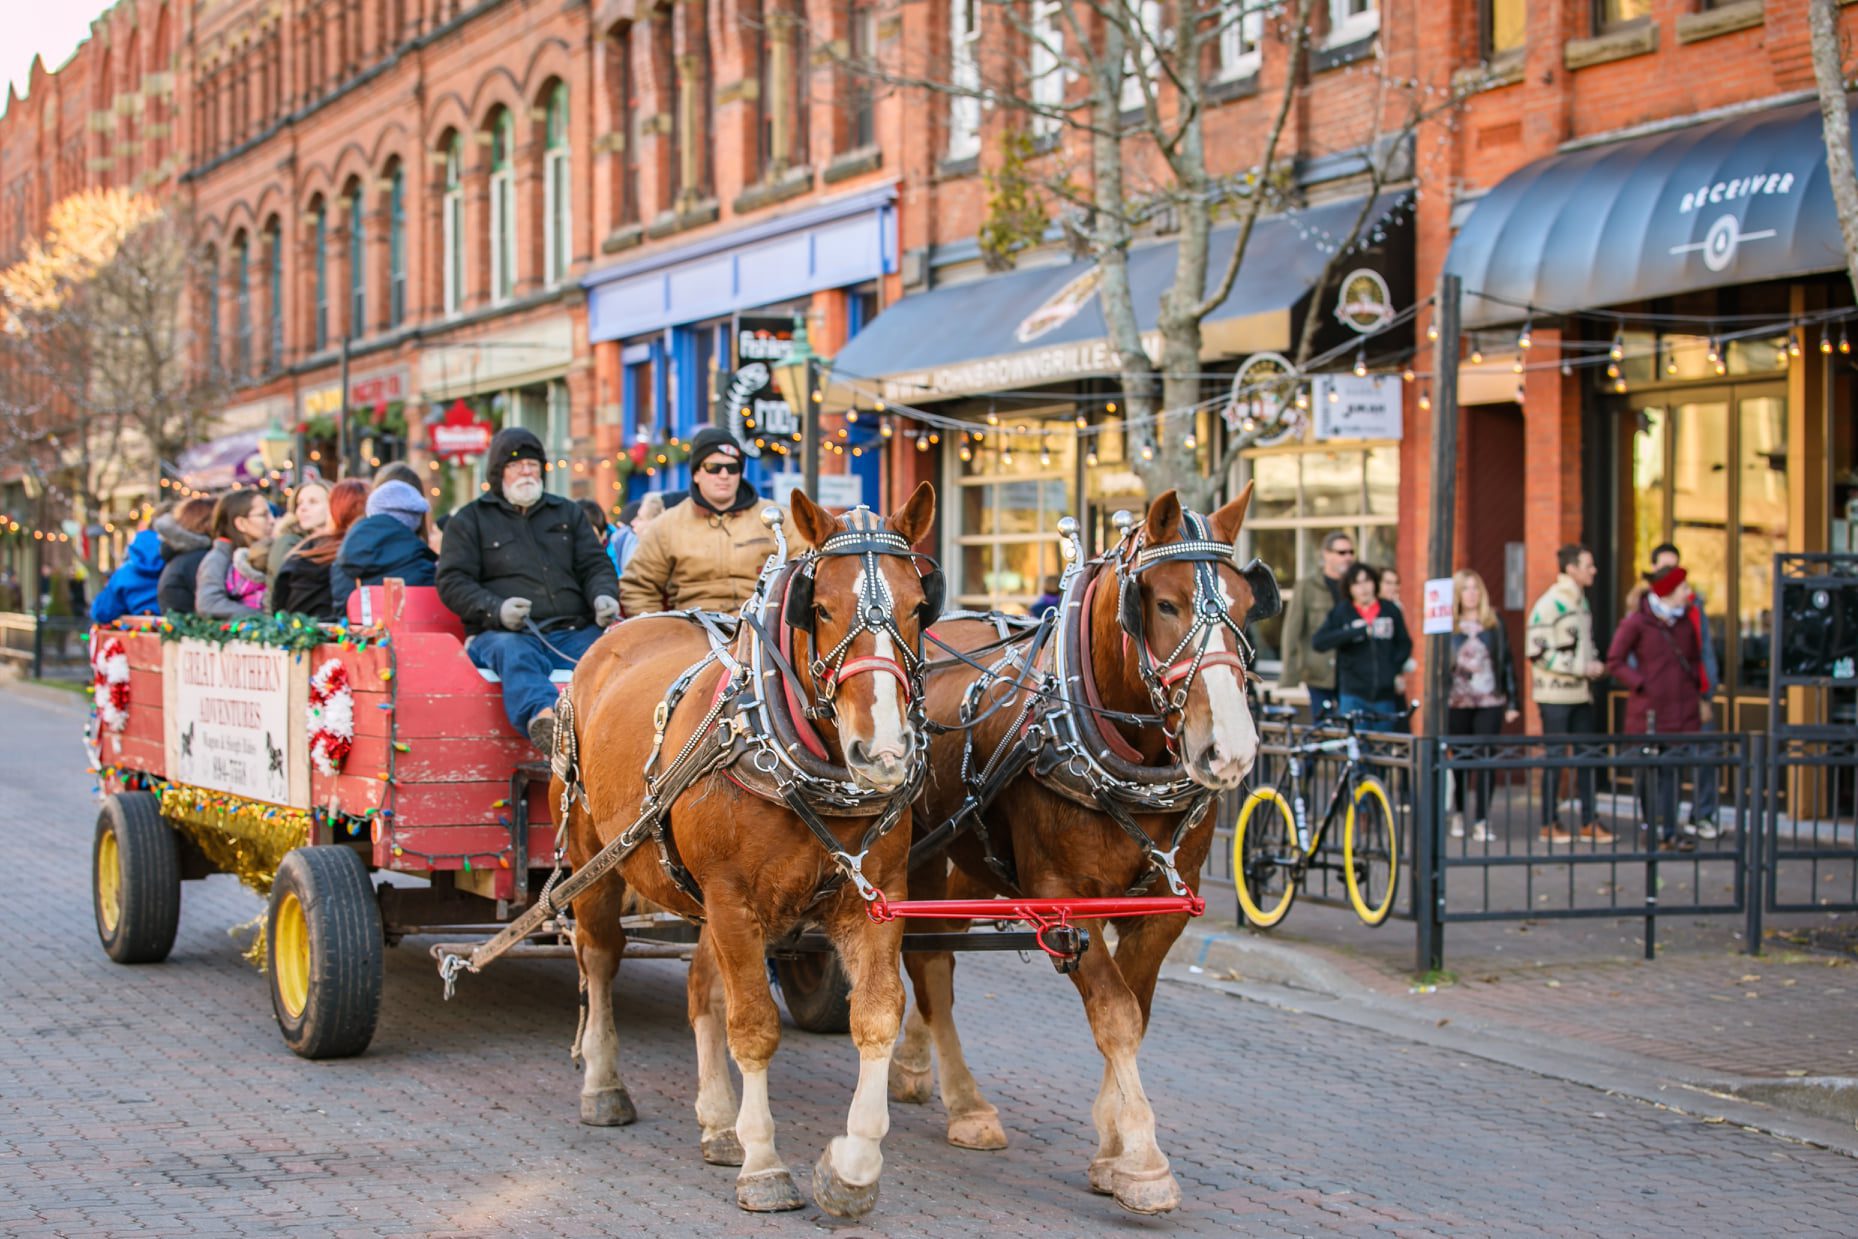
[[829, 195, 1404, 403], [1446, 99, 1852, 329]]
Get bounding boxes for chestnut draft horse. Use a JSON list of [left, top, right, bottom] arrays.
[[554, 483, 937, 1218], [897, 486, 1272, 1215]]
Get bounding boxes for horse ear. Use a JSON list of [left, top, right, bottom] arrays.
[[888, 480, 936, 546], [1144, 489, 1182, 543], [789, 488, 838, 550], [1209, 480, 1255, 545]]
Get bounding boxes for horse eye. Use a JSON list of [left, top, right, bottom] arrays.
[[815, 605, 832, 622], [1157, 600, 1180, 617]]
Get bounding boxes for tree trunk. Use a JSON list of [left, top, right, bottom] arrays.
[[1809, 0, 1858, 306]]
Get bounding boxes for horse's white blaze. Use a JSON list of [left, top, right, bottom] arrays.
[[1202, 580, 1258, 774], [855, 569, 908, 759], [829, 1052, 893, 1187]]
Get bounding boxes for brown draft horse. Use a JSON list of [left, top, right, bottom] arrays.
[[555, 483, 936, 1218], [896, 486, 1262, 1215]]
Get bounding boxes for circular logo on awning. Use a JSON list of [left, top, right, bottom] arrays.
[[1334, 268, 1395, 334], [1224, 351, 1301, 444], [1015, 266, 1103, 344]]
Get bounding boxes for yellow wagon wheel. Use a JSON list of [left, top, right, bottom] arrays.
[[266, 847, 384, 1059], [92, 792, 181, 964]]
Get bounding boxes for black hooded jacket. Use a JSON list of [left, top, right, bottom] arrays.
[[154, 513, 213, 615], [437, 426, 619, 636]]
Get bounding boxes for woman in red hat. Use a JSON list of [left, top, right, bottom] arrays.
[[1606, 565, 1709, 851]]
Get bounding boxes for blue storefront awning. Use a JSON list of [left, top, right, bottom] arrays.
[[828, 194, 1405, 403], [1446, 99, 1854, 329]]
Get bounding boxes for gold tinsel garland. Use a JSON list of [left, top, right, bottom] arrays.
[[158, 785, 315, 968]]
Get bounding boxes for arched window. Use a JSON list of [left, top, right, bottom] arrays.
[[543, 85, 571, 285], [265, 219, 283, 369], [386, 162, 406, 326], [347, 186, 366, 336], [442, 136, 463, 314], [234, 234, 252, 377], [310, 200, 328, 351], [489, 108, 515, 303], [203, 247, 221, 373]]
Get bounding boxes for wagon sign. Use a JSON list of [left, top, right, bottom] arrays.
[[162, 639, 309, 808]]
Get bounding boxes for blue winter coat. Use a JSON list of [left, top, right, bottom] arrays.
[[91, 530, 166, 624], [331, 515, 438, 613]]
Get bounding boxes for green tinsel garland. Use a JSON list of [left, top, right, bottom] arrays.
[[153, 610, 391, 654]]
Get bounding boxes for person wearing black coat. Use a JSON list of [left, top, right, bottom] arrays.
[[331, 481, 438, 612], [268, 532, 341, 620], [154, 498, 216, 616], [1311, 563, 1412, 726], [437, 426, 619, 753]]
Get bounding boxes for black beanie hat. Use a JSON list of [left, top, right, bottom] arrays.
[[687, 426, 744, 473], [485, 426, 546, 497]]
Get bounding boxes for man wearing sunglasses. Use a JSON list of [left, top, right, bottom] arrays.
[[619, 426, 786, 618]]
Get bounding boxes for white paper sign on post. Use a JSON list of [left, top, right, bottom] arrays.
[[1314, 374, 1404, 441], [1421, 577, 1456, 635], [163, 639, 308, 807]]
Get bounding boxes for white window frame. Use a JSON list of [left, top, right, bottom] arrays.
[[948, 0, 981, 161], [1217, 0, 1265, 82], [490, 166, 515, 304], [1326, 0, 1378, 47], [1029, 0, 1064, 139], [1120, 0, 1163, 114], [544, 91, 571, 286], [442, 144, 463, 315]]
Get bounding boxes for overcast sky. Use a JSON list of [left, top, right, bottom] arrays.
[[1, 1, 113, 114]]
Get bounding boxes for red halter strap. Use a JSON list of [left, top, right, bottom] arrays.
[[826, 655, 915, 701]]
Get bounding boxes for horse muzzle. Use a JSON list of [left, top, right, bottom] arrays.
[[846, 736, 917, 793]]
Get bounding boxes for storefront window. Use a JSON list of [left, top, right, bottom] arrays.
[[953, 414, 1075, 611]]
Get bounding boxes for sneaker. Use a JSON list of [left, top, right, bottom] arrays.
[[1660, 835, 1697, 854], [527, 708, 557, 756], [1578, 823, 1617, 844], [1688, 819, 1722, 841], [1471, 820, 1494, 843], [1539, 825, 1573, 845], [1449, 813, 1465, 839]]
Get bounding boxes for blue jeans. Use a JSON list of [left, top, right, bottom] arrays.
[[467, 625, 604, 735], [1307, 686, 1339, 723], [1338, 693, 1400, 730]]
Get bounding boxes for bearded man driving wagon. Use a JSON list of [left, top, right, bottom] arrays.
[[437, 426, 620, 754]]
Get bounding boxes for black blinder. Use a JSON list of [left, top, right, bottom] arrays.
[[917, 569, 945, 628], [783, 570, 816, 632], [1118, 576, 1145, 642], [1240, 558, 1281, 627]]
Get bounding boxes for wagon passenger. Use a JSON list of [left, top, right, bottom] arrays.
[[194, 491, 275, 618], [154, 497, 218, 616], [618, 428, 785, 618], [331, 480, 438, 611], [436, 427, 620, 754]]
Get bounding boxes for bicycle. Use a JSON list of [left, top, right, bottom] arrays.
[[1232, 703, 1409, 928]]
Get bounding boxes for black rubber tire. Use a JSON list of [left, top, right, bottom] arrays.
[[93, 792, 181, 964], [774, 950, 853, 1034], [267, 846, 384, 1059]]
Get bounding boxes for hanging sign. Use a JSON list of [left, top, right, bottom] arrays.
[[1314, 374, 1403, 441], [1421, 578, 1455, 635], [162, 639, 310, 809], [724, 317, 803, 457], [1224, 351, 1301, 444], [429, 398, 494, 462], [1334, 268, 1395, 334]]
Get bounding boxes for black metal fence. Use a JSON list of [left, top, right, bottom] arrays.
[[0, 611, 89, 679], [1760, 732, 1858, 931]]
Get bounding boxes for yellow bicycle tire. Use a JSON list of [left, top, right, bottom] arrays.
[[1233, 786, 1298, 928], [1343, 776, 1400, 926]]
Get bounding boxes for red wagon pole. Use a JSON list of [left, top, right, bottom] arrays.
[[865, 894, 1205, 963]]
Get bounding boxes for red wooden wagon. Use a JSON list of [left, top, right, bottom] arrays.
[[86, 580, 668, 1059]]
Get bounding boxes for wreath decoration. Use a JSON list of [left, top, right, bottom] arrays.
[[306, 658, 355, 777], [91, 636, 131, 733]]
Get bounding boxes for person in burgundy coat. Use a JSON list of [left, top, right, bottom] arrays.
[[1606, 565, 1710, 851]]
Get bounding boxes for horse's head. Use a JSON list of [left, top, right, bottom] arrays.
[[1115, 483, 1278, 790], [787, 481, 940, 794]]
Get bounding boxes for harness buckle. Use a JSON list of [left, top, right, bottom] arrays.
[[837, 849, 883, 904], [651, 700, 669, 737], [1148, 845, 1189, 897]]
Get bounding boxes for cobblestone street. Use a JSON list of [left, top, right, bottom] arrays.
[[5, 684, 1856, 1237]]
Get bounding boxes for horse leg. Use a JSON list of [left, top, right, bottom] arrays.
[[687, 929, 743, 1165], [905, 946, 1007, 1150], [1084, 912, 1185, 1193], [811, 905, 905, 1220], [705, 904, 803, 1213], [1068, 917, 1180, 1215], [888, 990, 934, 1104], [569, 869, 636, 1127]]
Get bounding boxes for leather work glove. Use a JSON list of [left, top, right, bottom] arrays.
[[499, 596, 533, 631], [594, 595, 620, 628]]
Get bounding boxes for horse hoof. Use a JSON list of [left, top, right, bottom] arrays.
[[736, 1167, 804, 1213], [888, 1061, 934, 1105], [812, 1150, 880, 1220], [1087, 1157, 1117, 1195], [579, 1087, 636, 1127], [946, 1109, 1008, 1151], [701, 1130, 745, 1166], [1112, 1165, 1181, 1215]]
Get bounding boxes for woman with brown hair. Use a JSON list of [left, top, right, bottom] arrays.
[[155, 496, 219, 616], [1447, 568, 1520, 842], [270, 479, 369, 620], [195, 490, 276, 618], [269, 478, 331, 569]]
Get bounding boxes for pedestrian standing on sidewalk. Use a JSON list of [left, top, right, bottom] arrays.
[[1447, 569, 1520, 843], [1280, 530, 1355, 720], [1313, 563, 1412, 726], [1607, 565, 1708, 852], [1649, 542, 1721, 838], [1526, 543, 1614, 845]]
